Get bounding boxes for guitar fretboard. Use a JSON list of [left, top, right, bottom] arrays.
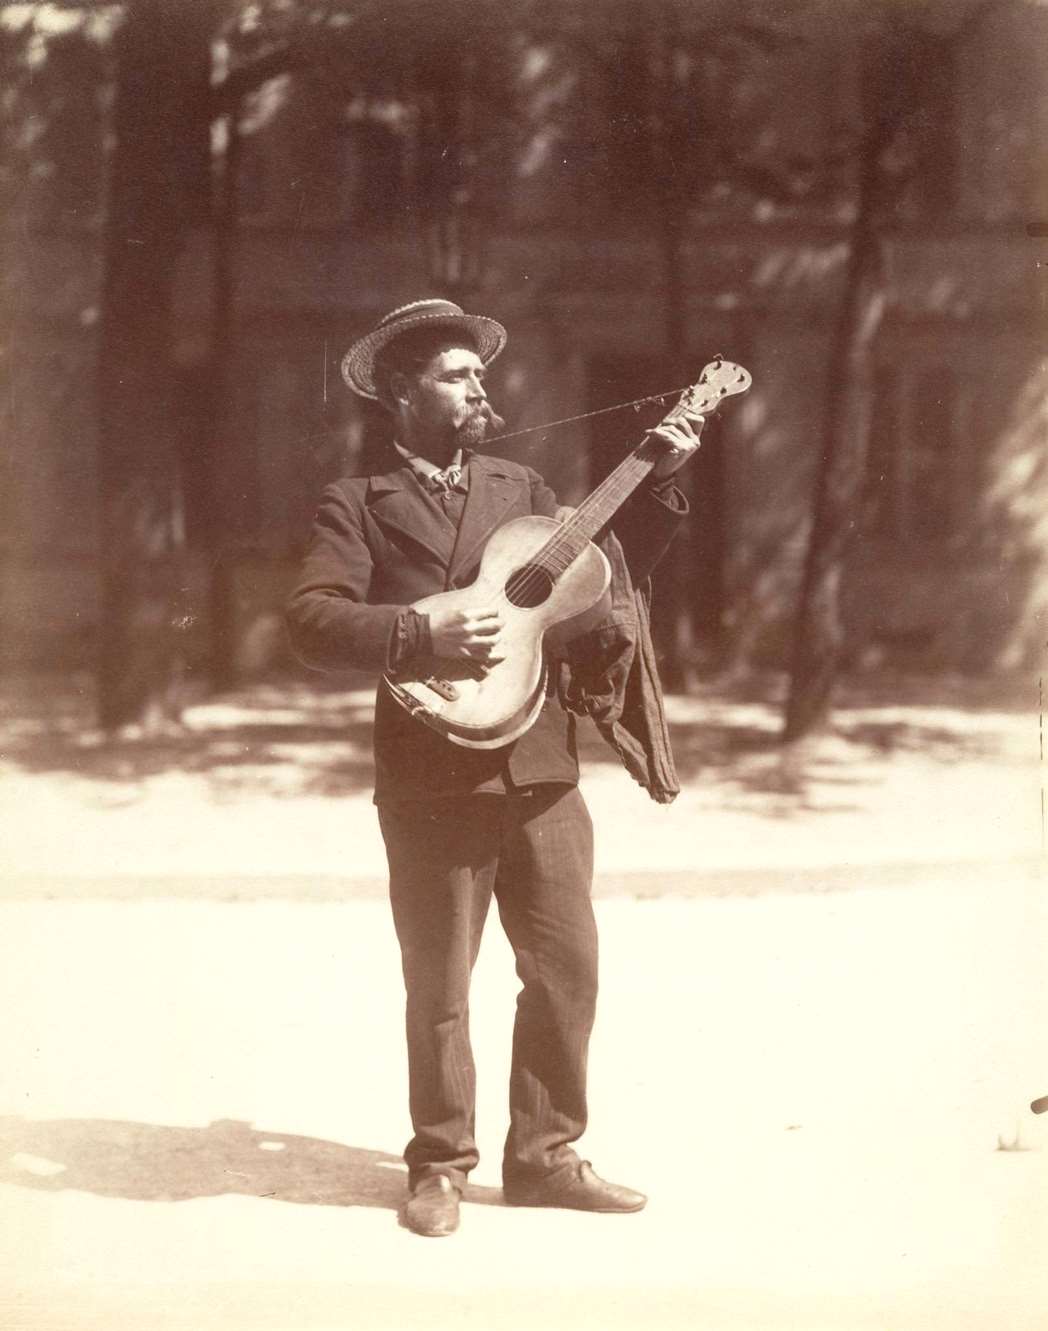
[[532, 443, 660, 577]]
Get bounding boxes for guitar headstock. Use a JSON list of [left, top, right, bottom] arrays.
[[664, 359, 752, 424]]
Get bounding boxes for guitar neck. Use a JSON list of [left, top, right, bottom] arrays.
[[528, 360, 750, 580], [545, 442, 661, 567], [534, 400, 693, 573]]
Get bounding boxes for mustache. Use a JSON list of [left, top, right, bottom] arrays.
[[475, 402, 506, 434]]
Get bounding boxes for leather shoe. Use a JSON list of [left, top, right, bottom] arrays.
[[403, 1174, 461, 1237], [503, 1161, 646, 1213]]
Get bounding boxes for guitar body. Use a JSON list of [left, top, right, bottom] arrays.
[[384, 515, 610, 749]]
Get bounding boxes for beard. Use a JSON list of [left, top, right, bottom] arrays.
[[456, 402, 506, 449]]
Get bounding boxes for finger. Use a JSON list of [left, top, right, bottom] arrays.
[[458, 640, 497, 659], [674, 416, 706, 443], [469, 628, 502, 647], [666, 412, 705, 439], [469, 640, 503, 661], [649, 423, 694, 450], [467, 619, 502, 638]]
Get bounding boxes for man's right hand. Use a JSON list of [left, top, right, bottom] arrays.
[[428, 605, 504, 662]]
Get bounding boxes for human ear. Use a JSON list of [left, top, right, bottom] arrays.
[[389, 371, 411, 406]]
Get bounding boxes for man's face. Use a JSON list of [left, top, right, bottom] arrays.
[[401, 344, 495, 451]]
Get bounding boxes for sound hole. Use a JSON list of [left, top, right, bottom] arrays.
[[505, 564, 554, 608]]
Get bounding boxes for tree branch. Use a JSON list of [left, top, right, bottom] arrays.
[[209, 42, 299, 116]]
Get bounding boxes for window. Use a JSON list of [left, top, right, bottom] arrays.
[[865, 366, 901, 538], [861, 32, 958, 222], [909, 367, 957, 541], [865, 363, 959, 544]]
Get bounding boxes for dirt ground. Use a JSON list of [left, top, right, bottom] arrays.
[[0, 670, 1040, 893], [1, 671, 1045, 1330]]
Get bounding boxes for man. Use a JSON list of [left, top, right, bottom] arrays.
[[286, 298, 703, 1237]]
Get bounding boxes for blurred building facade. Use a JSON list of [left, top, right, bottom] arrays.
[[3, 3, 1046, 681]]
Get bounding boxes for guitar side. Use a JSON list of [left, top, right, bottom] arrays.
[[384, 515, 611, 749]]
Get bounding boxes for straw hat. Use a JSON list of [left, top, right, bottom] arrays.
[[340, 298, 508, 400]]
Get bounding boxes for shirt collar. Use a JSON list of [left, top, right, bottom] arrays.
[[392, 440, 470, 493]]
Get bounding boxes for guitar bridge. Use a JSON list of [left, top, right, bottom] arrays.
[[421, 675, 459, 702]]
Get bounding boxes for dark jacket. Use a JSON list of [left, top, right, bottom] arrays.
[[560, 533, 680, 804], [286, 450, 684, 802]]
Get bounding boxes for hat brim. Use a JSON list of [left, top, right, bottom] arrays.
[[341, 311, 507, 400]]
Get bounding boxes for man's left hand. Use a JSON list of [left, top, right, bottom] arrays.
[[647, 413, 705, 481]]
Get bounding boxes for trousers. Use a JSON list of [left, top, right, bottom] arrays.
[[377, 785, 598, 1191]]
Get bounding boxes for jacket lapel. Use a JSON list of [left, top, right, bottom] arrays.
[[447, 454, 525, 588], [366, 466, 457, 567]]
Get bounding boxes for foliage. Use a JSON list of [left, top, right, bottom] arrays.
[[783, 0, 1019, 741], [2, 0, 1043, 726]]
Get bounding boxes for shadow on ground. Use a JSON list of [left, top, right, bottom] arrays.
[[0, 670, 1030, 809], [0, 1115, 501, 1211], [0, 676, 379, 797]]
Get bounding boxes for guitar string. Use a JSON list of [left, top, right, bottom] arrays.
[[438, 467, 637, 620], [507, 368, 746, 603], [290, 385, 695, 456], [486, 449, 653, 613], [502, 452, 655, 604], [487, 375, 740, 617], [475, 462, 649, 622], [493, 437, 687, 614], [301, 383, 710, 613], [450, 444, 641, 618], [476, 356, 734, 451], [472, 388, 687, 450], [394, 370, 735, 653], [492, 391, 699, 610], [430, 370, 749, 688], [312, 390, 680, 676]]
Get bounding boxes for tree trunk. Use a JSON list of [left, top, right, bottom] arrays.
[[782, 9, 979, 740], [783, 241, 887, 740], [650, 0, 701, 693], [207, 100, 242, 692], [96, 0, 216, 731], [783, 46, 902, 742]]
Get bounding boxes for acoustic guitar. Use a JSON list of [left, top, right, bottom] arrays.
[[384, 358, 752, 749]]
